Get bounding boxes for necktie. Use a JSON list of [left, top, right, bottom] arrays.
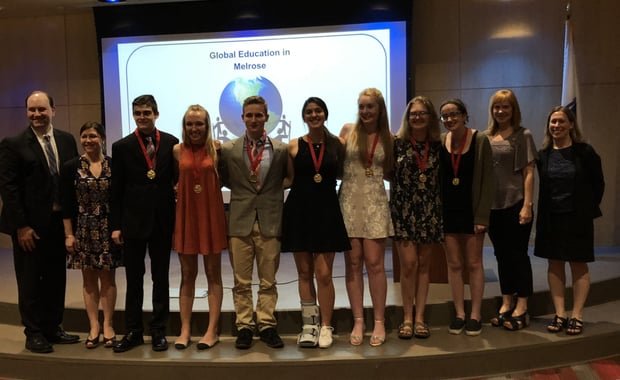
[[146, 136, 155, 160], [252, 138, 264, 159], [43, 135, 58, 175]]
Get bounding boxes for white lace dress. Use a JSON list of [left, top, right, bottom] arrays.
[[338, 141, 394, 239]]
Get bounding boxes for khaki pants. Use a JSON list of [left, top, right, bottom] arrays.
[[229, 221, 280, 331]]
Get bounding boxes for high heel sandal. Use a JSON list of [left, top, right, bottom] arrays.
[[369, 320, 386, 347], [350, 317, 364, 346], [103, 335, 116, 348], [85, 335, 100, 349], [503, 311, 530, 331], [490, 309, 513, 327]]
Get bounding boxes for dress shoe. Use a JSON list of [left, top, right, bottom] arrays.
[[235, 328, 254, 349], [259, 327, 284, 348], [151, 333, 168, 352], [113, 331, 144, 353], [25, 335, 53, 354], [46, 329, 80, 344]]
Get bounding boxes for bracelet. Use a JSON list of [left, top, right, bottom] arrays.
[[65, 235, 74, 238]]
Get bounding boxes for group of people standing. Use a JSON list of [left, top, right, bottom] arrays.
[[0, 87, 604, 355]]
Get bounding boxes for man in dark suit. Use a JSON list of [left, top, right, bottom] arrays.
[[110, 94, 178, 353], [0, 90, 80, 353], [218, 95, 292, 349]]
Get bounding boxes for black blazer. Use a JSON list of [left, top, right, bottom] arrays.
[[0, 127, 78, 235], [110, 130, 179, 239]]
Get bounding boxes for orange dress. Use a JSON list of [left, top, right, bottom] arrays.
[[174, 144, 228, 255]]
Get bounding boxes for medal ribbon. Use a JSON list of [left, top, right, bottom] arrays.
[[409, 136, 429, 174], [307, 137, 325, 176], [450, 130, 467, 179], [245, 131, 266, 175], [135, 128, 160, 170], [190, 144, 205, 183], [366, 133, 380, 171]]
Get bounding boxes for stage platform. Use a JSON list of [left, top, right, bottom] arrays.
[[1, 246, 620, 380]]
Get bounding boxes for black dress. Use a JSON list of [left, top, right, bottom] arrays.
[[282, 137, 351, 253], [534, 144, 605, 262], [440, 133, 476, 234]]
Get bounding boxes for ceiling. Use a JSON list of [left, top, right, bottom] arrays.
[[0, 0, 198, 18]]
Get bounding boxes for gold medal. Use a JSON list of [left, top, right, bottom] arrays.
[[313, 173, 323, 183], [147, 169, 156, 179], [419, 173, 427, 183], [193, 184, 202, 194], [249, 172, 258, 183], [365, 167, 373, 177], [452, 177, 460, 186]]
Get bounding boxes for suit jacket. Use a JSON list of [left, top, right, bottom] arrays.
[[110, 130, 179, 239], [0, 127, 78, 235], [219, 136, 288, 238]]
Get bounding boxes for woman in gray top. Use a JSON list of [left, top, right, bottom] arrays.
[[486, 89, 537, 331]]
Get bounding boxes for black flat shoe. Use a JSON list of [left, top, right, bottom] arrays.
[[197, 337, 219, 350], [174, 338, 190, 350], [503, 312, 530, 331]]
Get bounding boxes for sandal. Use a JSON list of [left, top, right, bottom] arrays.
[[349, 317, 364, 346], [85, 335, 100, 349], [547, 315, 568, 333], [414, 322, 430, 339], [503, 312, 530, 331], [398, 321, 413, 340], [566, 318, 584, 335], [490, 309, 513, 327], [369, 320, 385, 347], [103, 335, 116, 348]]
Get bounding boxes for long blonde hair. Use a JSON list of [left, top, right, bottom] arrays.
[[181, 104, 218, 169], [348, 88, 394, 172]]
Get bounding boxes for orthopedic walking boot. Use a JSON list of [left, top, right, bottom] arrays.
[[297, 302, 320, 348]]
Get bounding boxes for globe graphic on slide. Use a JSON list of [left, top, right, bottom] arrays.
[[218, 76, 283, 138]]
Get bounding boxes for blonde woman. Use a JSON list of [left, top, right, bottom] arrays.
[[172, 105, 227, 350], [339, 88, 394, 347]]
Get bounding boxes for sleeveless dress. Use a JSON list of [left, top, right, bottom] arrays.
[[390, 137, 443, 243], [441, 131, 477, 234], [64, 156, 122, 270], [174, 145, 228, 255], [339, 139, 394, 239], [282, 137, 351, 253]]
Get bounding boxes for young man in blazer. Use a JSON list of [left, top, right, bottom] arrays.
[[0, 90, 80, 353], [219, 95, 292, 349], [110, 94, 179, 352]]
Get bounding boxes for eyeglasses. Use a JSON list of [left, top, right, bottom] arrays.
[[440, 111, 462, 122], [409, 111, 430, 118]]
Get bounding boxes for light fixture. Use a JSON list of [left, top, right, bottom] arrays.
[[98, 0, 126, 3]]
